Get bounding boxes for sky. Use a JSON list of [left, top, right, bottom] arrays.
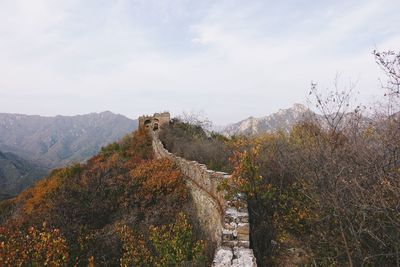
[[0, 0, 399, 124]]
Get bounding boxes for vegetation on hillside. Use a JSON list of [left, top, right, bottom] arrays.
[[161, 50, 400, 266], [159, 118, 233, 173], [0, 128, 205, 266]]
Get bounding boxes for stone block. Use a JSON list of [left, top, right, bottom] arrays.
[[237, 223, 249, 235], [213, 247, 233, 267], [233, 229, 238, 238], [232, 248, 257, 267], [236, 241, 251, 248], [222, 229, 234, 241], [221, 240, 238, 248], [239, 215, 249, 223], [237, 233, 250, 241], [224, 223, 236, 231]]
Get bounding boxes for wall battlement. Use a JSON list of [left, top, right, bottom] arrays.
[[139, 112, 170, 131], [143, 113, 256, 266]]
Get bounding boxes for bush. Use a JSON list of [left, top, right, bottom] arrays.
[[118, 213, 205, 267], [159, 120, 233, 173], [0, 222, 69, 266]]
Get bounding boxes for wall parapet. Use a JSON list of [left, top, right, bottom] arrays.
[[150, 127, 257, 267]]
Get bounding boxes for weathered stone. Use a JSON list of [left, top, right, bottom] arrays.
[[213, 247, 233, 267], [232, 248, 257, 267], [225, 215, 234, 224], [237, 223, 250, 234], [237, 241, 251, 248], [239, 215, 249, 223], [223, 240, 251, 249], [224, 223, 236, 231], [139, 112, 170, 131], [222, 229, 234, 241], [222, 240, 238, 248], [226, 207, 248, 221], [237, 233, 250, 241], [233, 229, 238, 238]]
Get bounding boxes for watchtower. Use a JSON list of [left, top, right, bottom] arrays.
[[138, 112, 170, 131]]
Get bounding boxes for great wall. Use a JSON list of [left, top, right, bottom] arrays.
[[139, 112, 257, 267]]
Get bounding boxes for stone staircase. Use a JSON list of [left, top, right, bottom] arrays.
[[212, 202, 256, 266]]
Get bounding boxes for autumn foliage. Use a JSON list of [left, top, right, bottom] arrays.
[[0, 128, 205, 266], [0, 222, 69, 266], [118, 213, 205, 266]]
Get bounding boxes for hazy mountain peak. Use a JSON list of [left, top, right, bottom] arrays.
[[275, 103, 307, 115], [222, 104, 311, 136], [292, 103, 308, 112]]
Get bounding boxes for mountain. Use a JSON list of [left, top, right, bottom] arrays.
[[223, 104, 313, 136], [0, 150, 48, 199], [0, 111, 138, 168]]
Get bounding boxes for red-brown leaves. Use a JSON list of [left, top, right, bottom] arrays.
[[130, 158, 184, 198]]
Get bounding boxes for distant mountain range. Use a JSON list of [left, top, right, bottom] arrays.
[[0, 111, 137, 199], [222, 104, 313, 136], [0, 150, 48, 199], [0, 111, 138, 168]]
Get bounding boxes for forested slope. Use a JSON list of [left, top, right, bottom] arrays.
[[0, 129, 205, 266], [0, 150, 47, 200]]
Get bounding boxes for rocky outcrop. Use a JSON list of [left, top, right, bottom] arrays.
[[151, 129, 256, 266]]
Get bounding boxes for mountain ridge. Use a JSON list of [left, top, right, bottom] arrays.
[[0, 111, 138, 168], [222, 103, 313, 136]]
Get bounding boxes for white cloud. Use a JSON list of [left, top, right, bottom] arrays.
[[0, 0, 399, 124]]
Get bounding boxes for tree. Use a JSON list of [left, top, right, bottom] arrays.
[[374, 50, 400, 96], [374, 50, 400, 116]]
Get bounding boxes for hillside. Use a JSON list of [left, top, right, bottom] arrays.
[[0, 111, 138, 168], [0, 128, 206, 266], [0, 151, 48, 200]]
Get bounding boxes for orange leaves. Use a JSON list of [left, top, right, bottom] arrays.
[[15, 164, 82, 216], [19, 176, 62, 215], [0, 223, 69, 266], [121, 128, 154, 160], [222, 142, 265, 202], [129, 158, 187, 200]]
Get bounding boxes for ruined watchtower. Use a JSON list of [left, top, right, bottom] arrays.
[[139, 112, 170, 131]]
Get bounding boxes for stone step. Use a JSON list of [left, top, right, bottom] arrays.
[[225, 207, 249, 223], [222, 229, 235, 241], [232, 248, 257, 267], [221, 240, 250, 249], [213, 246, 257, 267]]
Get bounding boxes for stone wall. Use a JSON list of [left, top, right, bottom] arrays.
[[151, 129, 257, 266], [139, 112, 170, 131]]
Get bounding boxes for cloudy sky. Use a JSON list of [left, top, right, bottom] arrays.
[[0, 0, 399, 124]]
